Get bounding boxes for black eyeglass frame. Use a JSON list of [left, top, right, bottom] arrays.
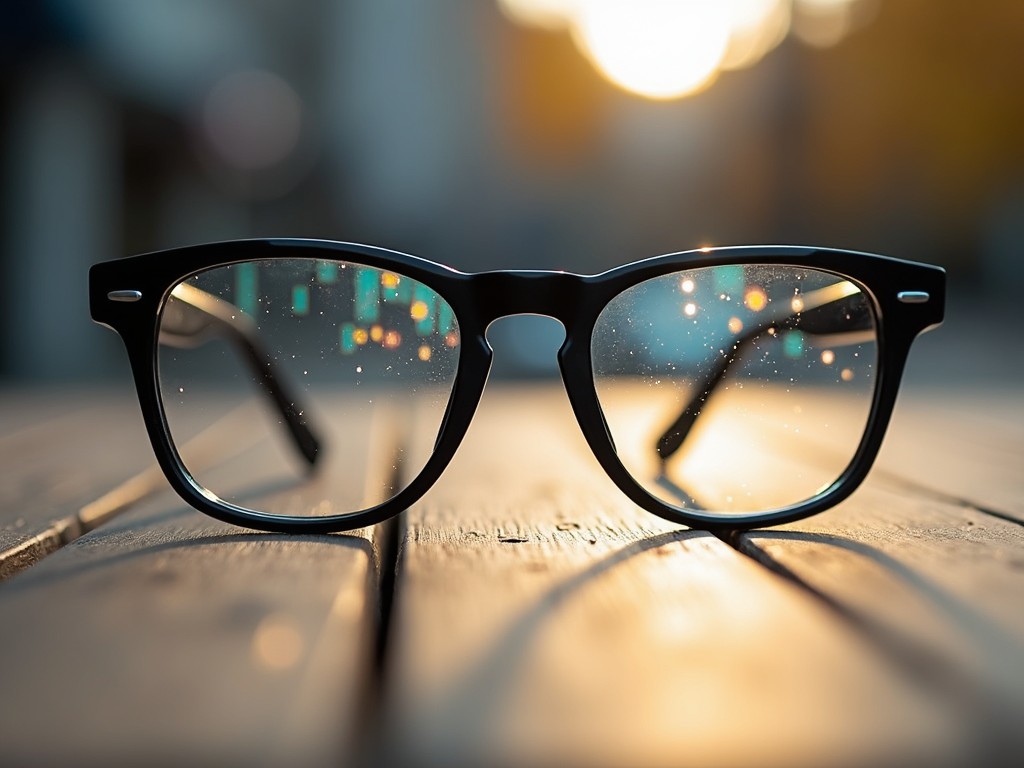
[[90, 239, 945, 534]]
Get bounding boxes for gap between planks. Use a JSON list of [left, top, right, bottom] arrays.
[[4, 382, 1020, 767], [10, 452, 1014, 584], [0, 397, 405, 767], [371, 384, 1024, 768]]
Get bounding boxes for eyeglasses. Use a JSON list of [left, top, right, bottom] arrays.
[[90, 239, 944, 534]]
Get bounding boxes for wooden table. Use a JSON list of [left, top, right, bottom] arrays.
[[1, 307, 1022, 767]]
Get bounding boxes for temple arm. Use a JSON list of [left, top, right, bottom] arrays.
[[160, 283, 322, 466], [655, 280, 871, 462]]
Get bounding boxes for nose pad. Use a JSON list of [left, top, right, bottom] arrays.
[[556, 342, 618, 455], [484, 315, 565, 379], [433, 334, 494, 454]]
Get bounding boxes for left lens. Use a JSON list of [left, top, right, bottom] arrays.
[[591, 263, 878, 516], [157, 258, 461, 519]]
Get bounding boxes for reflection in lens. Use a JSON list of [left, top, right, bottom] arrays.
[[157, 258, 460, 518], [592, 264, 877, 516]]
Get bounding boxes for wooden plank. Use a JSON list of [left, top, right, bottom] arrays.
[[374, 383, 1001, 767], [886, 304, 1024, 521], [873, 389, 1024, 521], [0, 386, 154, 577], [737, 391, 1024, 764], [0, 393, 393, 766], [0, 504, 385, 766]]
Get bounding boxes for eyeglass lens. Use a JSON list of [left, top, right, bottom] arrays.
[[157, 259, 461, 517], [157, 258, 878, 520], [591, 264, 878, 515]]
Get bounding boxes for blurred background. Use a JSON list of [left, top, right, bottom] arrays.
[[2, 0, 1023, 382]]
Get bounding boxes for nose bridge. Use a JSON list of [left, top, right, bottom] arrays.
[[473, 270, 583, 323]]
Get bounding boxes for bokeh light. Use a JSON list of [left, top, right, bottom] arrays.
[[5, 0, 1022, 383], [744, 286, 768, 312], [498, 0, 866, 100], [202, 69, 303, 171], [573, 1, 732, 100]]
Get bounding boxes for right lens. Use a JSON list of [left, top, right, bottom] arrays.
[[157, 258, 461, 518], [592, 263, 878, 517]]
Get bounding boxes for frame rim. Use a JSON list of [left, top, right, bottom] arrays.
[[89, 238, 945, 534]]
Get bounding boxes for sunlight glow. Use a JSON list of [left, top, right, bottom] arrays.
[[573, 1, 731, 100], [720, 0, 791, 71], [498, 0, 866, 100], [497, 0, 577, 29], [793, 0, 857, 48]]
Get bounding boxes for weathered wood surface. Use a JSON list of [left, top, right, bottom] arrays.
[[0, 383, 154, 577], [0, 393, 389, 767], [1, 346, 1021, 766], [373, 385, 1024, 768], [890, 303, 1024, 522], [874, 390, 1024, 521]]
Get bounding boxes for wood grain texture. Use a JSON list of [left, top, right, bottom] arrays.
[[0, 506, 383, 766], [739, 501, 1024, 767], [2, 364, 1019, 767], [373, 384, 1015, 768], [873, 389, 1024, 521], [889, 303, 1024, 521], [0, 393, 391, 767], [739, 392, 1024, 766], [0, 385, 153, 577]]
